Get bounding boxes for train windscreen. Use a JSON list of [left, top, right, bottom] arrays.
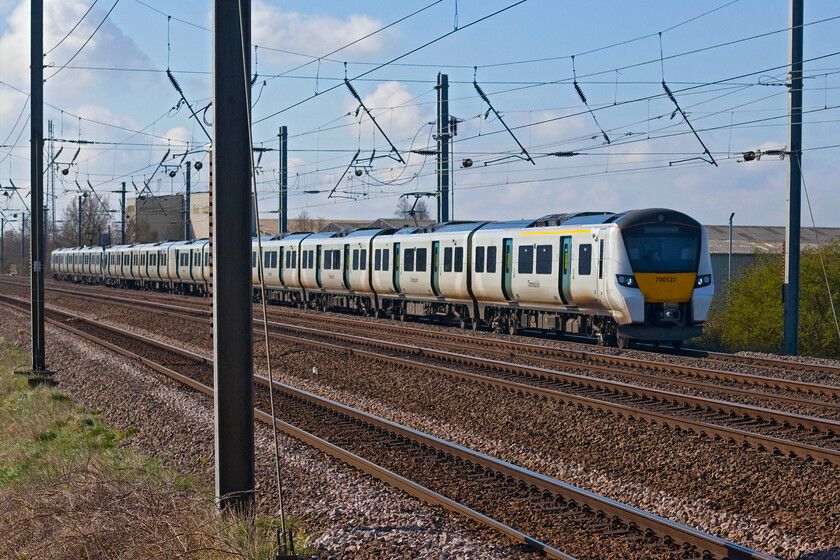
[[622, 224, 700, 274]]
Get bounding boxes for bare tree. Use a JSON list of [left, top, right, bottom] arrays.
[[53, 196, 113, 248], [291, 210, 326, 233], [395, 197, 430, 221]]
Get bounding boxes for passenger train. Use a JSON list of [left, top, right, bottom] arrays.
[[51, 208, 714, 348]]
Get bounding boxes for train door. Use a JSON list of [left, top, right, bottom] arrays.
[[501, 238, 513, 301], [343, 244, 350, 288], [596, 231, 607, 302], [559, 236, 572, 305], [315, 245, 322, 287], [393, 243, 401, 292], [278, 247, 284, 285], [431, 241, 440, 296]]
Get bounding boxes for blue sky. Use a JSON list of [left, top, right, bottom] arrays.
[[1, 0, 839, 229]]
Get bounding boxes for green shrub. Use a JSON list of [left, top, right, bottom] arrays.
[[698, 240, 840, 358]]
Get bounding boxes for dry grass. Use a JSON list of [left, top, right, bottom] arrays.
[[0, 339, 293, 560]]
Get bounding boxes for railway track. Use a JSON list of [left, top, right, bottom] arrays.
[[25, 282, 840, 402], [0, 293, 775, 560], [21, 277, 840, 383], [11, 284, 840, 466]]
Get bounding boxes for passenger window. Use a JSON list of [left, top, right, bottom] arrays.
[[454, 247, 463, 273], [360, 249, 366, 269], [383, 249, 390, 271], [443, 247, 453, 272], [536, 245, 552, 275], [578, 244, 592, 275], [374, 249, 381, 271], [518, 245, 533, 274], [252, 251, 257, 268], [285, 251, 291, 269], [475, 246, 485, 273], [352, 249, 359, 271], [487, 246, 497, 273], [334, 250, 340, 269], [264, 251, 271, 269], [416, 248, 427, 272], [404, 249, 415, 272], [309, 250, 314, 269], [292, 250, 297, 268]]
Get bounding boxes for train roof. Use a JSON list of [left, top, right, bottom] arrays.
[[609, 208, 701, 229]]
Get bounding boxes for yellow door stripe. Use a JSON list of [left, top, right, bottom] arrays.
[[519, 229, 590, 236]]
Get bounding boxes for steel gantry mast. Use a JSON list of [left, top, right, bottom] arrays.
[[783, 0, 804, 355]]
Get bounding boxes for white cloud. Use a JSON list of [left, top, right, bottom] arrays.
[[252, 2, 390, 64]]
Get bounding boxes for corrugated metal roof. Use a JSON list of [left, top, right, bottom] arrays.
[[705, 225, 840, 254]]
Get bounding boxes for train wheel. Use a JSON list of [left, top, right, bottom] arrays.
[[459, 315, 467, 330], [508, 321, 518, 336], [617, 336, 630, 350], [671, 340, 683, 350], [472, 319, 479, 331]]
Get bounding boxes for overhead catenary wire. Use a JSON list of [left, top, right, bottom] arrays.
[[253, 0, 529, 125], [46, 0, 121, 81]]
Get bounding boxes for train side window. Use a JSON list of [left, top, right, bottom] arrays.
[[454, 247, 464, 273], [309, 250, 314, 269], [382, 249, 389, 271], [475, 246, 485, 273], [292, 250, 297, 268], [416, 248, 427, 272], [486, 246, 497, 273], [518, 245, 533, 274], [374, 249, 381, 271], [578, 244, 592, 275], [443, 247, 453, 272], [352, 249, 359, 271], [252, 251, 257, 268], [286, 251, 292, 269], [536, 245, 552, 275], [272, 251, 278, 269], [404, 248, 415, 272], [360, 249, 367, 269], [264, 251, 271, 269]]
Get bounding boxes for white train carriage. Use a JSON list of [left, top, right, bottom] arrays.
[[167, 239, 210, 294], [372, 223, 485, 325]]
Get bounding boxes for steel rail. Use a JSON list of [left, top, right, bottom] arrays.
[[0, 296, 572, 559], [5, 289, 839, 465], [32, 281, 840, 402], [0, 295, 775, 560], [11, 276, 840, 379]]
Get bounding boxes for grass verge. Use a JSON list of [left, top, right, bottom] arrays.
[[0, 338, 301, 559]]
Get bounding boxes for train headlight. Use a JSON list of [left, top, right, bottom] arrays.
[[695, 274, 712, 288], [616, 274, 638, 288]]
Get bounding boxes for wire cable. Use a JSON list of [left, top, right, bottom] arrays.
[[253, 0, 528, 125], [46, 0, 121, 81], [45, 0, 99, 56], [800, 154, 840, 348]]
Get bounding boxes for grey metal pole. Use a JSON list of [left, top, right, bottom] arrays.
[[21, 215, 25, 260], [213, 0, 254, 512], [784, 0, 803, 356], [78, 196, 82, 246], [120, 182, 126, 244], [279, 126, 288, 235], [30, 0, 46, 372], [1, 218, 5, 274], [728, 212, 734, 293], [185, 161, 192, 240], [436, 73, 450, 223]]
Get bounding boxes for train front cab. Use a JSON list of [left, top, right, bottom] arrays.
[[610, 209, 713, 347]]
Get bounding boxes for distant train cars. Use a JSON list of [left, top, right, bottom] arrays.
[[51, 208, 714, 347]]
